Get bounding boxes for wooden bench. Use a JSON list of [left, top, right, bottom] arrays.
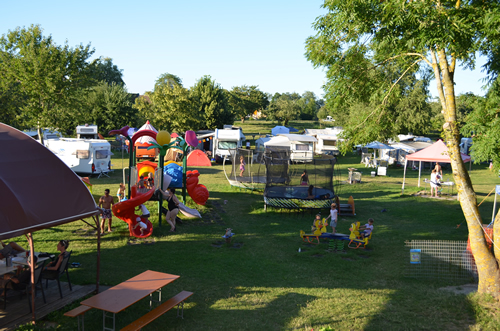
[[120, 291, 193, 331], [64, 305, 92, 331]]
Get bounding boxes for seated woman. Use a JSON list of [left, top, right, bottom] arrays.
[[0, 240, 25, 259], [43, 240, 69, 275], [307, 185, 315, 199]]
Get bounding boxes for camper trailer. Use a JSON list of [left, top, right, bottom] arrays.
[[76, 124, 100, 139], [263, 134, 317, 162], [213, 127, 246, 162], [44, 138, 112, 175], [24, 128, 62, 141], [304, 128, 343, 155]]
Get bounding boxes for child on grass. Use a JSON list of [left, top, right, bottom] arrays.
[[239, 155, 246, 177], [325, 203, 338, 234]]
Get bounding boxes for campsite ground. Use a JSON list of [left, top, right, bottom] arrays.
[[13, 120, 500, 330]]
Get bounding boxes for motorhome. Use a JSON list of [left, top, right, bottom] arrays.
[[44, 138, 112, 175], [76, 124, 100, 139], [24, 128, 62, 141], [259, 134, 317, 162], [304, 128, 343, 155], [213, 127, 246, 162]]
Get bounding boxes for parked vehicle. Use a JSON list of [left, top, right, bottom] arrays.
[[76, 124, 100, 139], [304, 128, 343, 155], [24, 128, 62, 140], [213, 127, 246, 162], [44, 138, 112, 175], [257, 134, 317, 162]]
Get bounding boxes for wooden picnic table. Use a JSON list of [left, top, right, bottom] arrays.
[[80, 270, 180, 331]]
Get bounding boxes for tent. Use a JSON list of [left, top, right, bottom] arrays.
[[0, 123, 101, 320], [401, 140, 472, 193], [134, 120, 158, 144], [187, 149, 212, 167], [271, 126, 289, 136]]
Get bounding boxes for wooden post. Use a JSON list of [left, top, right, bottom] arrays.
[[94, 215, 101, 294]]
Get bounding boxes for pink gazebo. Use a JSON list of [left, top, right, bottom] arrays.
[[401, 140, 471, 194]]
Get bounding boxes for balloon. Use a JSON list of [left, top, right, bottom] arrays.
[[185, 130, 198, 147], [156, 130, 171, 146]]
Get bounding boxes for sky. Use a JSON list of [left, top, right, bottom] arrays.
[[1, 0, 489, 100]]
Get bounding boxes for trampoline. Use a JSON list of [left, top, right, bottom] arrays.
[[263, 149, 340, 210], [223, 148, 266, 191]]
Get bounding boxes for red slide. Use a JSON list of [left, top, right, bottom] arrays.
[[112, 187, 154, 238]]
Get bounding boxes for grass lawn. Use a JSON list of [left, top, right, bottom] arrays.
[[12, 122, 500, 330]]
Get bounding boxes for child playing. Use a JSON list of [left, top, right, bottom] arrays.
[[239, 155, 246, 177], [134, 217, 147, 236], [117, 183, 125, 201], [133, 204, 150, 235], [359, 218, 374, 239], [311, 214, 322, 231], [325, 203, 338, 234]]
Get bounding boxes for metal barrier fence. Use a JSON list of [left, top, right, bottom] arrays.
[[405, 240, 478, 283]]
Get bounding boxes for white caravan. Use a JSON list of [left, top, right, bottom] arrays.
[[304, 127, 343, 155], [213, 127, 246, 162], [76, 124, 99, 139], [262, 134, 317, 162], [44, 138, 112, 175]]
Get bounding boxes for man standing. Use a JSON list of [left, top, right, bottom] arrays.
[[99, 189, 115, 233]]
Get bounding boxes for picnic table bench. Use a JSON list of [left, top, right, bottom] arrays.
[[120, 291, 193, 331]]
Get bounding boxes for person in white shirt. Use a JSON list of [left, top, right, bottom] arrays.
[[325, 203, 338, 234], [359, 218, 374, 239]]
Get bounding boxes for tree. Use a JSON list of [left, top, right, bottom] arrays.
[[297, 91, 319, 120], [191, 76, 232, 130], [154, 73, 182, 90], [90, 57, 125, 86], [228, 85, 269, 122], [134, 74, 201, 133], [461, 81, 500, 173], [0, 25, 96, 135], [266, 93, 301, 126], [81, 82, 136, 135], [306, 0, 500, 296]]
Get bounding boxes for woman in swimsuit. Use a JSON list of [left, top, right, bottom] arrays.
[[160, 188, 180, 232]]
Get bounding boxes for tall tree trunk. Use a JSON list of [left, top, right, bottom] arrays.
[[438, 50, 500, 297]]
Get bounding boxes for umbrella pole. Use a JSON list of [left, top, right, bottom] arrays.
[[25, 233, 36, 323], [94, 215, 101, 294], [418, 161, 422, 187], [402, 159, 408, 194]]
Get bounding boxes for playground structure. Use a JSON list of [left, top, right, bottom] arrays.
[[336, 196, 356, 216], [108, 126, 207, 235], [299, 221, 372, 249], [347, 222, 372, 249], [263, 149, 340, 210], [223, 148, 266, 191], [112, 188, 155, 238]]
